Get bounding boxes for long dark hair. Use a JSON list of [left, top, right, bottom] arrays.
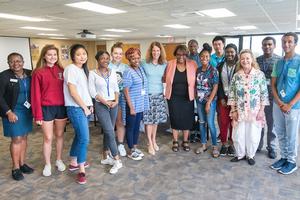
[[70, 44, 89, 77]]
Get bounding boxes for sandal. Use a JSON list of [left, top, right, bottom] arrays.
[[172, 141, 179, 152], [195, 145, 208, 154], [182, 141, 190, 152]]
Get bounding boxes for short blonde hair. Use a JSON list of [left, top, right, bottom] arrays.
[[236, 49, 259, 71]]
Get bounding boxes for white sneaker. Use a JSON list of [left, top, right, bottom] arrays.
[[118, 144, 127, 157], [55, 160, 66, 172], [109, 159, 123, 174], [128, 151, 143, 161], [134, 148, 144, 157], [100, 156, 114, 166], [42, 164, 51, 177]]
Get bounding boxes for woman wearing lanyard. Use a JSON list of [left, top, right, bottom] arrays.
[[0, 53, 34, 181], [141, 41, 167, 155], [64, 44, 93, 184], [89, 50, 122, 174], [195, 44, 219, 157], [109, 42, 128, 157], [122, 47, 149, 160], [217, 44, 239, 157], [31, 45, 67, 177]]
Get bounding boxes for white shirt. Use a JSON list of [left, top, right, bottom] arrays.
[[63, 64, 93, 107], [88, 69, 119, 101], [221, 63, 236, 97]]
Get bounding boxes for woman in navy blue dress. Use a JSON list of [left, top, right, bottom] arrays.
[[0, 53, 34, 181]]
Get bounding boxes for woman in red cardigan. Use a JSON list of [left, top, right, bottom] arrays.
[[164, 45, 197, 152], [31, 45, 67, 177]]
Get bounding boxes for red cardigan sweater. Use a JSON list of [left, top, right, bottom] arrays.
[[31, 65, 64, 120]]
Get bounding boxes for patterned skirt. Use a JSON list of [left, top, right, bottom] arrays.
[[143, 94, 167, 125]]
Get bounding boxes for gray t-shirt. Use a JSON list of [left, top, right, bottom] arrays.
[[63, 64, 93, 107]]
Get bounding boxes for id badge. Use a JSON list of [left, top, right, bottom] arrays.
[[141, 89, 146, 96], [280, 90, 286, 97], [24, 101, 31, 109]]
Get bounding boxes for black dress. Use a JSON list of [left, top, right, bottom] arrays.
[[167, 67, 194, 130]]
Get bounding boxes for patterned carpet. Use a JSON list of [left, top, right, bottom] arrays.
[[0, 121, 299, 200]]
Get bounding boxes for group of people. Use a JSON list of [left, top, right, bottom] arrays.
[[0, 32, 299, 185]]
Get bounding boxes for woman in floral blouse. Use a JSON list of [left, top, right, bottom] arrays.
[[228, 49, 269, 165]]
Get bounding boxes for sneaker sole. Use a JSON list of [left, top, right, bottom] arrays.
[[56, 166, 66, 172], [278, 166, 298, 175], [128, 156, 143, 161], [270, 165, 283, 170], [77, 180, 87, 185]]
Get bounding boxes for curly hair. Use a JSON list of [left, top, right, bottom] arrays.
[[125, 47, 141, 61]]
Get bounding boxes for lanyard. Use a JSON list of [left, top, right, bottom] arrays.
[[225, 63, 235, 85], [20, 78, 28, 101], [99, 69, 111, 97], [279, 60, 292, 89], [133, 67, 144, 87]]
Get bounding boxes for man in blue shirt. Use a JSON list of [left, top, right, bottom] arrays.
[[256, 37, 281, 159], [270, 32, 300, 175], [211, 36, 225, 68], [188, 39, 201, 68]]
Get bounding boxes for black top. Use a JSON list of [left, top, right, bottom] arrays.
[[0, 69, 32, 117], [171, 67, 188, 97]]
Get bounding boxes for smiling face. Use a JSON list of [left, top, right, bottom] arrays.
[[128, 52, 141, 68], [213, 40, 224, 55], [262, 39, 275, 56], [188, 41, 198, 55], [225, 47, 236, 63], [240, 52, 253, 70], [8, 55, 24, 74], [175, 49, 187, 64], [73, 48, 88, 67], [152, 45, 161, 61], [44, 49, 58, 66], [111, 47, 123, 63], [282, 35, 296, 55], [200, 51, 210, 67], [97, 53, 110, 69]]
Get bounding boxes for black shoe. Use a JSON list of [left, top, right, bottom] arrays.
[[230, 156, 246, 162], [268, 149, 277, 159], [12, 169, 24, 181], [189, 133, 196, 143], [256, 148, 261, 153], [220, 145, 228, 156], [227, 145, 235, 157], [248, 158, 256, 165], [20, 164, 34, 174]]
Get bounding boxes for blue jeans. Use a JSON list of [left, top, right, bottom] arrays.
[[94, 102, 118, 157], [197, 100, 217, 145], [273, 103, 300, 164], [125, 105, 143, 149], [67, 106, 90, 164]]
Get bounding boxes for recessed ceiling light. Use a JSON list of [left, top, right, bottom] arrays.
[[104, 28, 132, 33], [197, 8, 236, 18], [156, 34, 173, 38], [234, 25, 257, 30], [38, 33, 64, 36], [49, 37, 68, 40], [203, 32, 220, 35], [99, 34, 122, 37], [164, 24, 190, 29], [21, 26, 58, 31], [65, 1, 126, 14], [0, 12, 50, 22], [99, 38, 114, 40]]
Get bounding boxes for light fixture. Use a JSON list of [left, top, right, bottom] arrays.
[[203, 32, 220, 36], [99, 38, 113, 40], [104, 28, 132, 33], [297, 15, 300, 20], [197, 8, 236, 18], [21, 26, 58, 31], [38, 33, 64, 36], [65, 1, 126, 14], [164, 24, 190, 29], [234, 25, 257, 30], [0, 12, 50, 22], [49, 37, 68, 40], [156, 34, 173, 38], [99, 34, 122, 37]]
